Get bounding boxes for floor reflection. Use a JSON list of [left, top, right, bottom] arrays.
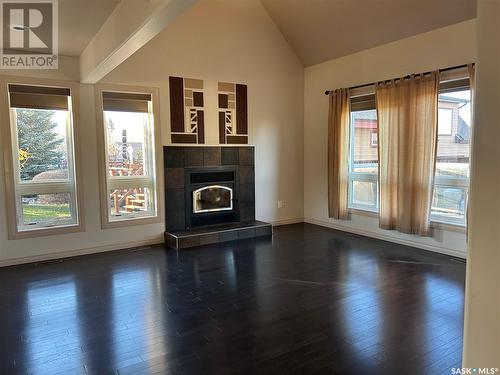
[[25, 276, 81, 373]]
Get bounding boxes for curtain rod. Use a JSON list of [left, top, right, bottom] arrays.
[[324, 63, 474, 95]]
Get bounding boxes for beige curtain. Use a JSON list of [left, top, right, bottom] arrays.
[[328, 88, 350, 220], [376, 72, 439, 235]]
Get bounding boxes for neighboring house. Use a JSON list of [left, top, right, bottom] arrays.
[[436, 95, 471, 162], [352, 110, 378, 165]]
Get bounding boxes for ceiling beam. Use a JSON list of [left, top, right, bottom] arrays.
[[80, 0, 198, 84]]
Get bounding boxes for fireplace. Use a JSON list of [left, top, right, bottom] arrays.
[[164, 146, 256, 232], [164, 146, 271, 249], [193, 185, 233, 213], [185, 165, 239, 228]]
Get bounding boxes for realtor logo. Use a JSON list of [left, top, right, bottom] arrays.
[[0, 0, 58, 69]]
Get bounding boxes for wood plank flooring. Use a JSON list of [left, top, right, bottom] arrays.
[[0, 223, 465, 374]]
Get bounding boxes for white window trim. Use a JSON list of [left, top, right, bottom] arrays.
[[95, 83, 163, 229], [0, 76, 84, 239]]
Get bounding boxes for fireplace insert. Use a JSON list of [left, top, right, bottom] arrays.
[[193, 185, 233, 213], [185, 166, 239, 228]]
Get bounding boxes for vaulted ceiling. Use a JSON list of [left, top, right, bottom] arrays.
[[59, 0, 120, 56], [260, 0, 476, 66]]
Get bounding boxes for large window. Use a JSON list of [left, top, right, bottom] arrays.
[[347, 79, 472, 227], [4, 83, 80, 236], [98, 88, 160, 226], [431, 88, 472, 225], [348, 93, 379, 212]]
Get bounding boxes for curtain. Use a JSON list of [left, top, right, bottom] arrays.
[[328, 88, 350, 220], [376, 72, 439, 235]]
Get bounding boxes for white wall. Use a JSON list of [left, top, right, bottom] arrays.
[[304, 20, 476, 258], [462, 0, 500, 366], [0, 0, 304, 265], [101, 0, 304, 226]]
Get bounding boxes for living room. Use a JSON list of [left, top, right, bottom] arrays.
[[0, 0, 497, 373]]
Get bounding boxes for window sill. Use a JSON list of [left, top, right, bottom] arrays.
[[430, 221, 466, 233], [348, 209, 467, 233], [9, 223, 84, 240], [349, 208, 378, 218], [102, 214, 161, 230]]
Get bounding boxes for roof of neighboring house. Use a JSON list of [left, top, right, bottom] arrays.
[[353, 111, 377, 120], [457, 115, 471, 142], [439, 95, 469, 104]]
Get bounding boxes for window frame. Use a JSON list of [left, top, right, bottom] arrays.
[[0, 76, 84, 239], [95, 84, 162, 229]]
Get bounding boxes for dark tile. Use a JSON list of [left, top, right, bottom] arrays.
[[239, 166, 254, 185], [172, 134, 197, 144], [169, 76, 185, 132], [239, 183, 254, 202], [238, 228, 255, 239], [164, 233, 178, 249], [240, 202, 255, 222], [184, 147, 204, 167], [166, 209, 185, 231], [221, 147, 239, 165], [218, 94, 228, 109], [165, 168, 184, 189], [227, 135, 248, 144], [164, 146, 184, 168], [256, 225, 272, 237], [239, 146, 254, 165], [178, 236, 200, 249], [219, 230, 238, 242], [203, 147, 221, 166], [165, 188, 185, 212], [193, 91, 204, 107], [199, 233, 219, 246]]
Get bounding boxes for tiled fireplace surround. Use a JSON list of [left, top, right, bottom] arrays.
[[164, 146, 255, 231], [164, 146, 272, 249]]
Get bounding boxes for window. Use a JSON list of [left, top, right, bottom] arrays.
[[97, 87, 160, 227], [438, 108, 453, 135], [3, 82, 81, 236], [348, 93, 379, 212], [431, 88, 472, 226], [346, 75, 472, 228]]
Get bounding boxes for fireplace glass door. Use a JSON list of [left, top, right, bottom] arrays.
[[193, 185, 233, 213]]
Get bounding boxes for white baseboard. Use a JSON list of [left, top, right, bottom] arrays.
[[304, 217, 467, 259], [271, 217, 304, 226], [0, 237, 164, 268]]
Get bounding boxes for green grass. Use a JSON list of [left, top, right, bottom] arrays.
[[22, 204, 71, 223]]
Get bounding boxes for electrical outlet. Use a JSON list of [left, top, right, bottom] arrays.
[[278, 200, 286, 209]]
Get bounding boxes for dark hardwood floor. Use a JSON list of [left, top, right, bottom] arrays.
[[0, 223, 465, 374]]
